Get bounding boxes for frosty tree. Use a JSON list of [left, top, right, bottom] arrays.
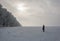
[[0, 4, 21, 27]]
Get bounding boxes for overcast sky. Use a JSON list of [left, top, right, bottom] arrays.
[[0, 0, 60, 26]]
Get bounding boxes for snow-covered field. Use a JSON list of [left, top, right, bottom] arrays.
[[0, 26, 60, 41]]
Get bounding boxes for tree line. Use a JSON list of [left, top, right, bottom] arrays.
[[0, 4, 21, 27]]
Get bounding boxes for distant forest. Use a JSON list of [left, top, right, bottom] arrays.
[[0, 4, 21, 27]]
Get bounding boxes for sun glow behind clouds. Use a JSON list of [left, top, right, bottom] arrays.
[[16, 3, 28, 12], [14, 3, 31, 17]]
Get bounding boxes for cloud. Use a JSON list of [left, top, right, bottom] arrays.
[[0, 0, 60, 26]]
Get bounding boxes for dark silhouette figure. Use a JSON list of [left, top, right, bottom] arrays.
[[42, 25, 45, 32]]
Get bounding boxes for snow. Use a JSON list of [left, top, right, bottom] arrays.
[[0, 26, 60, 41]]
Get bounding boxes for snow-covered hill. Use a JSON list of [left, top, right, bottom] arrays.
[[0, 27, 60, 41]]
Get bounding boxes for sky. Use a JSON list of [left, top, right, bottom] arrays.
[[0, 0, 60, 26]]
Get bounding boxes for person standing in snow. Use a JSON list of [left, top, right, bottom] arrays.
[[42, 25, 45, 32]]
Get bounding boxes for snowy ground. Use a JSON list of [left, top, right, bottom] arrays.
[[0, 26, 60, 41]]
